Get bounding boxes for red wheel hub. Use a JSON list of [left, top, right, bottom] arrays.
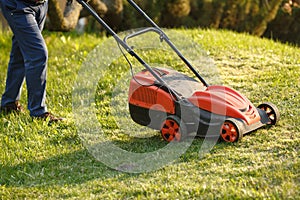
[[221, 122, 238, 142], [161, 119, 181, 142]]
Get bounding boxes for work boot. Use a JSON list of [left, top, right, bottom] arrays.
[[33, 112, 64, 124], [0, 101, 24, 114]]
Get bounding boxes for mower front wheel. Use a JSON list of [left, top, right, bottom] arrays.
[[220, 118, 244, 143], [258, 102, 280, 125], [160, 115, 186, 142]]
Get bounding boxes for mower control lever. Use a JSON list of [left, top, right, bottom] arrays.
[[123, 27, 164, 45]]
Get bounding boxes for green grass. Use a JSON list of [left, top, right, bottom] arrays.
[[0, 29, 299, 199]]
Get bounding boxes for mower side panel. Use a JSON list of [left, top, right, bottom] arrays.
[[175, 100, 225, 137], [128, 83, 175, 114], [129, 103, 168, 130]]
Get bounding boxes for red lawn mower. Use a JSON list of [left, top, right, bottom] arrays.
[[77, 0, 280, 143]]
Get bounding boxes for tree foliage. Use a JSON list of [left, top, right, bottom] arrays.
[[43, 0, 300, 44]]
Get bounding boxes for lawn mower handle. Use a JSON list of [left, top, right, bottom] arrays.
[[127, 0, 209, 87], [123, 27, 164, 44], [76, 0, 183, 100]]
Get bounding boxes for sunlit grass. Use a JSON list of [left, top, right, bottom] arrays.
[[0, 29, 299, 199]]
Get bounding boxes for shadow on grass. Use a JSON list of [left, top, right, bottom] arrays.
[[0, 148, 124, 187], [0, 133, 232, 187]]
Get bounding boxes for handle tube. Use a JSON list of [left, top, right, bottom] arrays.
[[127, 0, 209, 87], [76, 0, 181, 99]]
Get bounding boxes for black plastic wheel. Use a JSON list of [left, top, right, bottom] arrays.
[[220, 118, 244, 143], [160, 115, 186, 142], [258, 102, 280, 125]]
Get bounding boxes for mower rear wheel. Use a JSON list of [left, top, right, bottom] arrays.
[[258, 102, 280, 125], [161, 115, 186, 142], [220, 119, 244, 143]]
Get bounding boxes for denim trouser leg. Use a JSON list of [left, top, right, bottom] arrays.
[[1, 0, 48, 116], [2, 35, 26, 103]]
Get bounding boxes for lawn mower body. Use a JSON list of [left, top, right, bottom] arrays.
[[128, 68, 272, 142], [77, 0, 280, 142]]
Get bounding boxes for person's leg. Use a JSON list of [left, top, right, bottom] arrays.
[[0, 3, 25, 107], [25, 2, 49, 116], [1, 37, 26, 105], [1, 0, 48, 116]]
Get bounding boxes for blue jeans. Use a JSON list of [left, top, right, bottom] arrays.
[[0, 0, 48, 116]]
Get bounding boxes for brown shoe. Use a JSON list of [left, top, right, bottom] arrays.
[[0, 101, 24, 113], [33, 112, 64, 124]]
